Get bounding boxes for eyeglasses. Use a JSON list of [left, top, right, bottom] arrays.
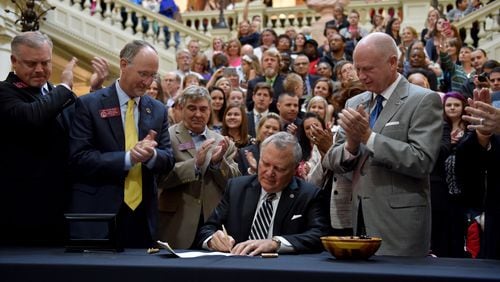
[[137, 71, 157, 80], [294, 62, 308, 66]]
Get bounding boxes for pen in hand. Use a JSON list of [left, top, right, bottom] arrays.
[[222, 224, 232, 252]]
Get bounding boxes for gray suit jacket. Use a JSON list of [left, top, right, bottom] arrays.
[[157, 122, 241, 248], [322, 77, 443, 256]]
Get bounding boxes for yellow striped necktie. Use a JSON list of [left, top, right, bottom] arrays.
[[124, 99, 142, 210]]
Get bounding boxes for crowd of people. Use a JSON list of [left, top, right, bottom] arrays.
[[1, 0, 499, 261]]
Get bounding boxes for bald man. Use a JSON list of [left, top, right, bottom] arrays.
[[322, 32, 443, 256]]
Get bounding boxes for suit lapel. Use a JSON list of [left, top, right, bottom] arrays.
[[138, 96, 153, 139], [272, 178, 299, 235], [242, 178, 261, 238], [100, 85, 124, 148], [175, 123, 197, 158], [373, 78, 409, 132]]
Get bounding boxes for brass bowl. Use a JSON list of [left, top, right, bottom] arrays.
[[321, 236, 382, 260]]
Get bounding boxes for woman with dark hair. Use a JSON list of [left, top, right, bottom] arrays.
[[292, 32, 306, 54], [296, 112, 327, 181], [221, 103, 251, 148], [385, 17, 402, 45], [208, 86, 226, 133], [145, 75, 166, 104], [430, 91, 472, 258]]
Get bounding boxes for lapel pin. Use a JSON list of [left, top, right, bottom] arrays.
[[290, 194, 295, 199], [146, 108, 152, 114]]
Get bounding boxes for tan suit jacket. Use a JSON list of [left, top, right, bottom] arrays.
[[157, 122, 241, 248]]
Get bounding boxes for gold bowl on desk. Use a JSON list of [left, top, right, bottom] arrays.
[[321, 236, 382, 260]]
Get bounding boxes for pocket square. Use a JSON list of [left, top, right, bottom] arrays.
[[291, 214, 302, 220], [385, 121, 400, 127]]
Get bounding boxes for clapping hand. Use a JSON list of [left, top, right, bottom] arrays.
[[131, 130, 158, 164], [338, 105, 370, 154]]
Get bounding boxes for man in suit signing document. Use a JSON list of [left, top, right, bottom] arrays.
[[198, 132, 329, 255], [322, 33, 443, 256]]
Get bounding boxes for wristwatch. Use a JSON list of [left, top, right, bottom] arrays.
[[271, 236, 281, 252]]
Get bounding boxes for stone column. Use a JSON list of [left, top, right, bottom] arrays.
[[401, 0, 431, 32]]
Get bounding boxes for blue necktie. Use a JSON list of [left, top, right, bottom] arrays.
[[370, 95, 384, 128]]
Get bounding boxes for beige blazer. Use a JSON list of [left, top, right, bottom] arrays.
[[157, 122, 241, 248]]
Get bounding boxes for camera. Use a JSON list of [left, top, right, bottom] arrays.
[[478, 72, 489, 83]]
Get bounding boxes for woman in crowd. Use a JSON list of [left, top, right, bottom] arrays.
[[145, 75, 166, 104], [406, 47, 439, 90], [182, 74, 201, 89], [204, 36, 225, 68], [225, 38, 242, 68], [240, 54, 261, 90], [306, 96, 330, 126], [385, 17, 402, 45], [316, 61, 334, 80], [431, 92, 471, 258], [335, 60, 359, 87], [208, 86, 226, 133], [192, 53, 212, 81], [277, 34, 292, 54], [421, 8, 440, 44], [292, 32, 307, 54], [221, 103, 251, 149], [296, 112, 327, 181], [311, 78, 335, 125], [437, 37, 468, 92], [400, 26, 419, 50], [371, 14, 385, 33], [236, 113, 281, 175], [215, 77, 232, 98], [227, 89, 245, 106]]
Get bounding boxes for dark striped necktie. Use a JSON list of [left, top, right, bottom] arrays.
[[249, 193, 276, 240]]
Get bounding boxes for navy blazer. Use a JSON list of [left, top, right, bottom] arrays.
[[68, 83, 174, 238], [197, 175, 329, 253]]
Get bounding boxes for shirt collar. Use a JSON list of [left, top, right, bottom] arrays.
[[377, 73, 402, 101], [116, 80, 140, 106]]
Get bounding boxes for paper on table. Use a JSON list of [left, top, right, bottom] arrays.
[[157, 240, 233, 258]]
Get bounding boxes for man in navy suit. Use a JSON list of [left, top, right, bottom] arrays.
[[68, 40, 175, 248], [246, 82, 273, 138], [198, 132, 329, 255], [246, 49, 285, 113]]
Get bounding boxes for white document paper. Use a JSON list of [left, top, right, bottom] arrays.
[[157, 240, 233, 258]]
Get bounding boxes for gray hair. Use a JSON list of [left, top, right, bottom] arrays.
[[11, 31, 53, 57], [261, 131, 302, 166], [179, 85, 211, 107], [176, 49, 192, 60], [119, 40, 157, 63]]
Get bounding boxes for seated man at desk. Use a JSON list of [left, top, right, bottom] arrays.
[[197, 132, 329, 255]]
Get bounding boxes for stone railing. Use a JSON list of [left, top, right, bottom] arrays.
[[180, 0, 456, 39], [454, 0, 500, 47]]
